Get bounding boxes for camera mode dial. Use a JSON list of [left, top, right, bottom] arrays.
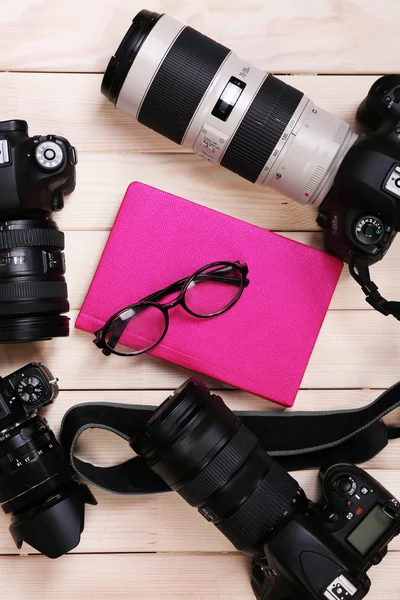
[[354, 216, 384, 246], [17, 375, 44, 405], [35, 139, 64, 171], [333, 476, 357, 497]]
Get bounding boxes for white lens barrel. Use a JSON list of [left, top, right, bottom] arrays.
[[182, 54, 267, 163], [109, 12, 358, 208], [116, 15, 185, 119], [257, 100, 358, 206]]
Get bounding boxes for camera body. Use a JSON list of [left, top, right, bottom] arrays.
[[252, 464, 400, 600], [131, 379, 400, 600], [0, 362, 58, 433], [318, 75, 400, 265], [0, 120, 78, 342], [0, 119, 77, 216]]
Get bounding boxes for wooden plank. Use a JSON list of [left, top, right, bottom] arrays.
[[0, 553, 398, 600], [0, 73, 375, 152], [0, 2, 399, 74], [65, 230, 400, 311], [0, 310, 398, 390], [0, 469, 398, 555]]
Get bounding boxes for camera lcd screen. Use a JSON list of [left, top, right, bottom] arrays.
[[212, 77, 246, 122], [347, 504, 393, 556]]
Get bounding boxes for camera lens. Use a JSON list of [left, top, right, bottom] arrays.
[[0, 415, 96, 558], [132, 378, 304, 552], [102, 10, 357, 207], [0, 216, 69, 342]]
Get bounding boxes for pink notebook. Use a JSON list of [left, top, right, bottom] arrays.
[[76, 182, 342, 407]]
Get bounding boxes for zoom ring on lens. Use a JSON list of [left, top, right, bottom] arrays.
[[0, 228, 65, 250], [221, 75, 304, 183], [0, 281, 68, 303], [216, 460, 301, 551], [177, 424, 258, 506], [138, 27, 230, 144]]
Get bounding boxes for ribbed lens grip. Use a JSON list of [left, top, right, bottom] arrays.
[[0, 453, 15, 469], [138, 26, 230, 144], [221, 75, 303, 182], [177, 424, 258, 507], [215, 461, 301, 551], [0, 228, 64, 250], [0, 281, 68, 302]]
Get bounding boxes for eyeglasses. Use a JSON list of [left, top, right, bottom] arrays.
[[94, 261, 249, 357]]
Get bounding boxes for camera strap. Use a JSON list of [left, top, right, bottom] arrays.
[[60, 382, 400, 495], [349, 251, 400, 320]]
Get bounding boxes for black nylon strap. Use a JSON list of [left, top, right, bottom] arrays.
[[349, 251, 400, 320], [59, 383, 400, 496]]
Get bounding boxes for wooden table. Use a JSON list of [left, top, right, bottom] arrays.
[[0, 1, 399, 598]]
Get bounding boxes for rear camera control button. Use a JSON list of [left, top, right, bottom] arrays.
[[360, 487, 369, 495], [345, 512, 354, 521]]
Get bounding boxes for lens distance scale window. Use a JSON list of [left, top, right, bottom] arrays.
[[212, 77, 246, 122]]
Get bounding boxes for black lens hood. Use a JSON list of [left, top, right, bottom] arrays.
[[9, 481, 97, 558], [101, 9, 163, 104], [0, 315, 70, 343]]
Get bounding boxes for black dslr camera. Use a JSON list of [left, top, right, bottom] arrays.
[[319, 75, 400, 266], [131, 379, 400, 600], [0, 363, 96, 558], [317, 75, 400, 317], [0, 120, 77, 342]]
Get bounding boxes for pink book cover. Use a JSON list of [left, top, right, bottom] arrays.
[[76, 182, 342, 407]]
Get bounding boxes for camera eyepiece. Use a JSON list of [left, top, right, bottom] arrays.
[[132, 378, 303, 552]]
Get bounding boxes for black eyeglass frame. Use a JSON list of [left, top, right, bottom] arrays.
[[94, 261, 249, 357]]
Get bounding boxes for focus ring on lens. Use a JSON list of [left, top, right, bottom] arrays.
[[0, 281, 68, 303], [177, 424, 258, 507], [0, 229, 65, 250], [216, 461, 300, 551], [138, 27, 231, 144], [221, 75, 304, 183]]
